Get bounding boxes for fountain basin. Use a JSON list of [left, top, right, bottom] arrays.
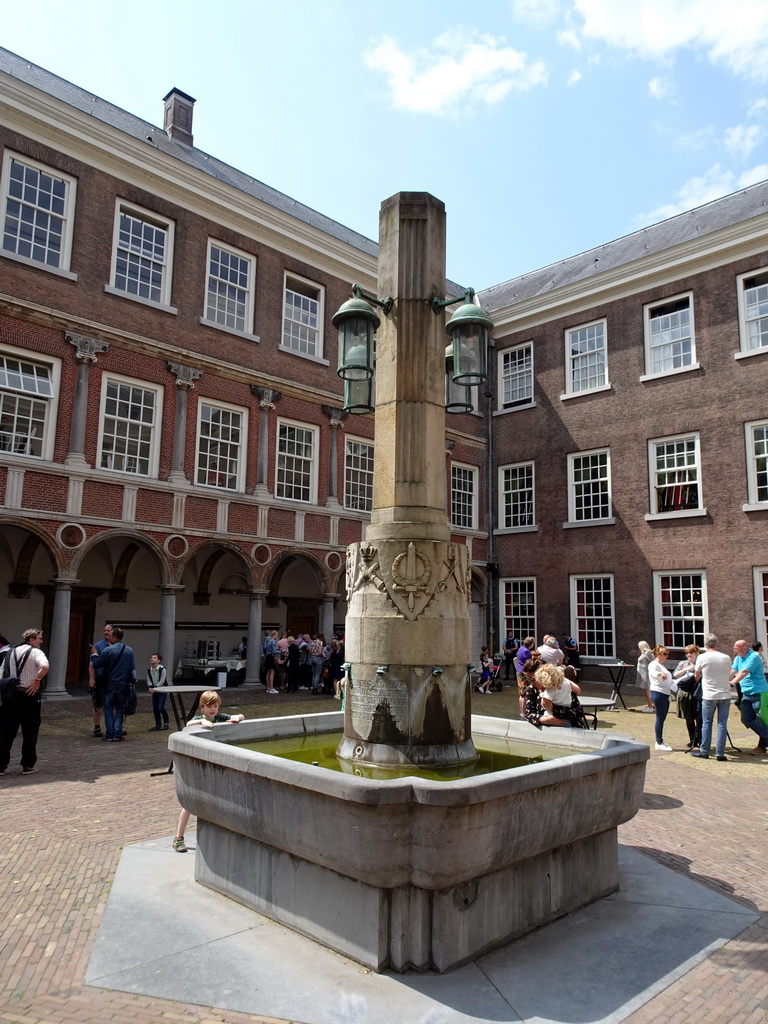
[[169, 711, 648, 972]]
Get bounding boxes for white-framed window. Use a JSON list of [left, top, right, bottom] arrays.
[[653, 571, 707, 653], [752, 567, 768, 650], [344, 436, 374, 513], [745, 420, 768, 509], [643, 293, 696, 377], [281, 273, 324, 359], [500, 578, 536, 643], [451, 463, 478, 530], [567, 448, 613, 525], [195, 399, 247, 491], [498, 343, 533, 410], [564, 319, 608, 396], [108, 201, 175, 309], [98, 374, 163, 477], [0, 344, 61, 460], [737, 268, 768, 356], [498, 461, 535, 530], [647, 433, 704, 518], [0, 151, 77, 275], [276, 419, 318, 503], [570, 575, 615, 658], [202, 240, 256, 337]]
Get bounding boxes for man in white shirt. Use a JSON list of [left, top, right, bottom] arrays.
[[537, 636, 565, 666], [0, 628, 50, 775], [692, 633, 732, 761]]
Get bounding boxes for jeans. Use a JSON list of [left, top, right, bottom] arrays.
[[103, 683, 129, 739], [650, 691, 670, 744], [740, 692, 768, 748], [310, 655, 324, 690], [699, 698, 730, 757], [151, 691, 169, 728]]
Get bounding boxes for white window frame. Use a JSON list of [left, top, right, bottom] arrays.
[[496, 342, 534, 412], [744, 419, 768, 511], [736, 268, 768, 359], [653, 571, 708, 654], [194, 398, 248, 492], [570, 574, 616, 659], [497, 461, 536, 533], [646, 432, 706, 520], [0, 342, 61, 462], [344, 435, 374, 513], [97, 373, 163, 478], [275, 418, 319, 504], [752, 567, 768, 651], [641, 292, 699, 380], [0, 150, 77, 279], [280, 272, 327, 363], [562, 318, 609, 399], [200, 239, 258, 341], [106, 200, 176, 312], [499, 577, 537, 644], [565, 448, 614, 527], [450, 462, 478, 530]]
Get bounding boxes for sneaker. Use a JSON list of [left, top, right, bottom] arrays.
[[163, 723, 169, 730], [0, 770, 5, 776], [172, 836, 187, 853], [298, 686, 308, 690], [690, 751, 709, 759], [716, 755, 729, 762], [93, 726, 102, 738], [640, 707, 655, 713], [22, 766, 38, 775], [654, 742, 672, 751]]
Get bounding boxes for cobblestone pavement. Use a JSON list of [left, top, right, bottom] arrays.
[[0, 682, 766, 1024]]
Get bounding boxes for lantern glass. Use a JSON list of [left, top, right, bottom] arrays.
[[343, 375, 375, 414], [338, 315, 374, 381], [445, 354, 473, 413], [450, 321, 488, 386]]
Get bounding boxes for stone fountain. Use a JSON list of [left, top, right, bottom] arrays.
[[169, 193, 648, 973]]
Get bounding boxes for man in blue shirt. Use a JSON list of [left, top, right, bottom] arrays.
[[731, 639, 768, 754], [90, 627, 136, 742]]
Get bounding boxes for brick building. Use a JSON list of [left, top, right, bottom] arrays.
[[2, 47, 767, 691]]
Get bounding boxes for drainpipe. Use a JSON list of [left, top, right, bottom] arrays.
[[485, 341, 496, 654]]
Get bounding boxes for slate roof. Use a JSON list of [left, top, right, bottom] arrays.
[[478, 177, 768, 310]]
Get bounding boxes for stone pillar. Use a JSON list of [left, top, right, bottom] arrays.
[[322, 406, 347, 512], [64, 333, 109, 470], [157, 585, 184, 670], [167, 363, 202, 485], [251, 387, 281, 499], [245, 590, 268, 684], [340, 193, 476, 770], [46, 577, 78, 695], [320, 594, 336, 640]]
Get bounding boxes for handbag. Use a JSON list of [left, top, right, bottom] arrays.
[[124, 683, 138, 716]]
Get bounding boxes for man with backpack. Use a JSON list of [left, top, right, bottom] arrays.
[[0, 628, 49, 776]]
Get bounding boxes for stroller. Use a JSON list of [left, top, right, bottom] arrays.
[[475, 654, 504, 692]]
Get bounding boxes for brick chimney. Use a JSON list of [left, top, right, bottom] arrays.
[[162, 88, 196, 146]]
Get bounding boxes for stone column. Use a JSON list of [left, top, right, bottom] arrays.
[[46, 577, 78, 695], [340, 193, 476, 770], [251, 387, 281, 499], [64, 333, 109, 470], [245, 590, 268, 684], [322, 406, 347, 512], [157, 584, 184, 670], [167, 363, 202, 486], [320, 594, 336, 640]]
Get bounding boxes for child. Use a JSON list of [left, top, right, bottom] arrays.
[[534, 663, 585, 728], [172, 692, 245, 852], [147, 652, 169, 731], [477, 647, 493, 693]]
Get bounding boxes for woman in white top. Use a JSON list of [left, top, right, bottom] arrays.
[[636, 640, 655, 712], [648, 645, 674, 751]]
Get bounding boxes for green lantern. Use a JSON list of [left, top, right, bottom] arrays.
[[445, 299, 493, 387], [333, 296, 379, 381]]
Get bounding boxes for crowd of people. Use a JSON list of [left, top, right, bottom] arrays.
[[261, 631, 346, 699]]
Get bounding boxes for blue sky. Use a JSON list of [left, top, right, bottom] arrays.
[[3, 0, 768, 290]]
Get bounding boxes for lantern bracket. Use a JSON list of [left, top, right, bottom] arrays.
[[352, 283, 393, 315], [431, 287, 476, 314]]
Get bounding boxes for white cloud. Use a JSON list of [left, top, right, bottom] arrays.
[[634, 162, 768, 225], [567, 69, 582, 86], [568, 0, 768, 81], [511, 0, 562, 26], [648, 76, 670, 100], [557, 29, 582, 49], [365, 31, 548, 116], [724, 123, 763, 157], [748, 97, 768, 118]]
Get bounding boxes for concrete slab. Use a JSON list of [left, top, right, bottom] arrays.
[[86, 839, 757, 1024]]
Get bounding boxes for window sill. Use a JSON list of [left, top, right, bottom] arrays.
[[104, 284, 177, 314], [193, 481, 246, 495], [97, 465, 158, 482], [562, 517, 616, 529], [742, 502, 768, 512], [493, 402, 536, 416], [639, 362, 701, 382], [734, 347, 768, 361], [645, 508, 707, 521], [199, 317, 260, 344], [1, 248, 78, 280], [560, 383, 611, 402], [494, 524, 538, 535], [278, 344, 329, 367]]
